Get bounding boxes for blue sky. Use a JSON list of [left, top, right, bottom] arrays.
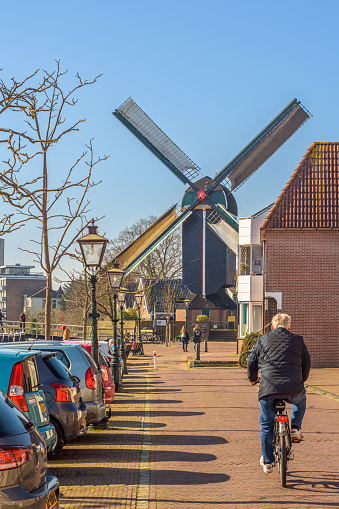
[[1, 0, 339, 285]]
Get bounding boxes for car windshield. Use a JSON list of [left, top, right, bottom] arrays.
[[99, 352, 109, 367], [0, 390, 29, 436], [22, 357, 40, 392], [54, 350, 71, 368], [79, 347, 100, 373], [43, 355, 73, 381]]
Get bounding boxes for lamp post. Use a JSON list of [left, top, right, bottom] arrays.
[[77, 220, 108, 366], [118, 287, 128, 375], [107, 262, 125, 393], [135, 293, 144, 355], [184, 298, 190, 328]]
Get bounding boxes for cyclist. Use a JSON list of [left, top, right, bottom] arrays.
[[247, 313, 310, 474]]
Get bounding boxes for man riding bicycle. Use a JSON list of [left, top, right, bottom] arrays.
[[247, 313, 310, 474]]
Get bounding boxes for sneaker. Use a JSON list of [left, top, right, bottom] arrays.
[[291, 427, 302, 442], [260, 456, 274, 474]]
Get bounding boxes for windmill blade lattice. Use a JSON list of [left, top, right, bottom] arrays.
[[113, 98, 202, 186], [212, 99, 311, 191]]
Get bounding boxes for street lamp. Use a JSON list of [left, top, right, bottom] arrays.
[[107, 262, 125, 392], [184, 298, 190, 328], [118, 287, 128, 375], [77, 219, 108, 366], [135, 293, 144, 355]]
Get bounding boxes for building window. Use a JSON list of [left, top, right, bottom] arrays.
[[201, 309, 210, 318], [240, 246, 250, 275], [251, 245, 263, 275], [240, 303, 249, 337], [52, 300, 57, 309], [252, 304, 263, 332]]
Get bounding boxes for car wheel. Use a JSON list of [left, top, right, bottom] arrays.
[[48, 418, 65, 458]]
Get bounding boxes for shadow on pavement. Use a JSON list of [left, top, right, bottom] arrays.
[[114, 399, 183, 405], [68, 433, 227, 446], [53, 467, 229, 485], [111, 420, 166, 428], [287, 471, 339, 493], [126, 388, 181, 393], [149, 499, 339, 506], [53, 448, 216, 463], [111, 410, 205, 417]]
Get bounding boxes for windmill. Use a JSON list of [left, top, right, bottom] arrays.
[[113, 98, 311, 297]]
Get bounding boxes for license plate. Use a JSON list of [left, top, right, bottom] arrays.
[[40, 401, 47, 413], [46, 490, 58, 509]]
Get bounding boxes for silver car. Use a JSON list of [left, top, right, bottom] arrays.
[[0, 342, 106, 425]]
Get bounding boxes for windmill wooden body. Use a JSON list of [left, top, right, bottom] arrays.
[[113, 98, 310, 297]]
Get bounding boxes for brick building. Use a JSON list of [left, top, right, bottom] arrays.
[[0, 264, 46, 321], [261, 142, 339, 367]]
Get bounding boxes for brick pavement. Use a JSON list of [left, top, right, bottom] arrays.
[[51, 341, 339, 509]]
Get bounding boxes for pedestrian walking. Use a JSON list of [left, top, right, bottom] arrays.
[[62, 325, 70, 341], [180, 326, 189, 352], [20, 311, 26, 329], [247, 313, 310, 474], [193, 324, 202, 350]]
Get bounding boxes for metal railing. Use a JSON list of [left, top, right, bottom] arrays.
[[0, 320, 141, 341]]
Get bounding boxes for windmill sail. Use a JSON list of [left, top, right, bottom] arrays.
[[206, 205, 239, 255], [113, 98, 201, 185], [115, 205, 192, 275], [213, 99, 311, 190]]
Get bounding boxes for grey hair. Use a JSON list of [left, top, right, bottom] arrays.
[[272, 313, 291, 329]]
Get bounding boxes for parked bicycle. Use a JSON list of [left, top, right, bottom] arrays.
[[273, 398, 294, 487]]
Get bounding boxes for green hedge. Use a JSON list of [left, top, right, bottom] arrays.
[[240, 331, 261, 355]]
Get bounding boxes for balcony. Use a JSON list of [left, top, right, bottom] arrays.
[[237, 274, 263, 302]]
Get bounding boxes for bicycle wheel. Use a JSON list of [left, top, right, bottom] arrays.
[[279, 435, 287, 487], [239, 351, 249, 368]]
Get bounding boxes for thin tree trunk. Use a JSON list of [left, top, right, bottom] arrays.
[[45, 273, 52, 339], [42, 151, 51, 339]]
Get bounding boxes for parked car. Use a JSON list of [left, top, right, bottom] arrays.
[[34, 351, 87, 455], [0, 342, 106, 425], [64, 341, 115, 405], [0, 349, 56, 453], [0, 387, 59, 508]]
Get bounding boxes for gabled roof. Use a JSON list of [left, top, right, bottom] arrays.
[[261, 143, 339, 236], [190, 289, 237, 310], [125, 282, 139, 309], [141, 279, 190, 313], [28, 287, 60, 299]]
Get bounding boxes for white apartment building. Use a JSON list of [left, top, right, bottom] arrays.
[[237, 214, 265, 339]]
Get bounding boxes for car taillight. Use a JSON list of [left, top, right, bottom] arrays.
[[85, 367, 96, 390], [8, 362, 28, 412], [0, 446, 31, 470], [50, 383, 75, 403]]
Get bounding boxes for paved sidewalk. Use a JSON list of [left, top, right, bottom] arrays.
[[52, 342, 339, 508]]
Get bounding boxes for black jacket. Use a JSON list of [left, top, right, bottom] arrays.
[[193, 330, 202, 343], [247, 327, 310, 400]]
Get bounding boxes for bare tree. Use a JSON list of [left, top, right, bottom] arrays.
[[59, 273, 90, 339], [0, 62, 108, 339], [108, 215, 182, 280]]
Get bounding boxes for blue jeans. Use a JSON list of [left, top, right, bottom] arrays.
[[181, 339, 188, 350], [259, 389, 306, 463]]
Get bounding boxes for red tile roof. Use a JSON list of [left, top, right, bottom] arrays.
[[261, 142, 339, 234]]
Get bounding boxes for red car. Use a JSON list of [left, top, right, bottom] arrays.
[[64, 341, 115, 405]]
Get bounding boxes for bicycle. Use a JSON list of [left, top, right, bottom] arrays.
[[273, 398, 294, 487]]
